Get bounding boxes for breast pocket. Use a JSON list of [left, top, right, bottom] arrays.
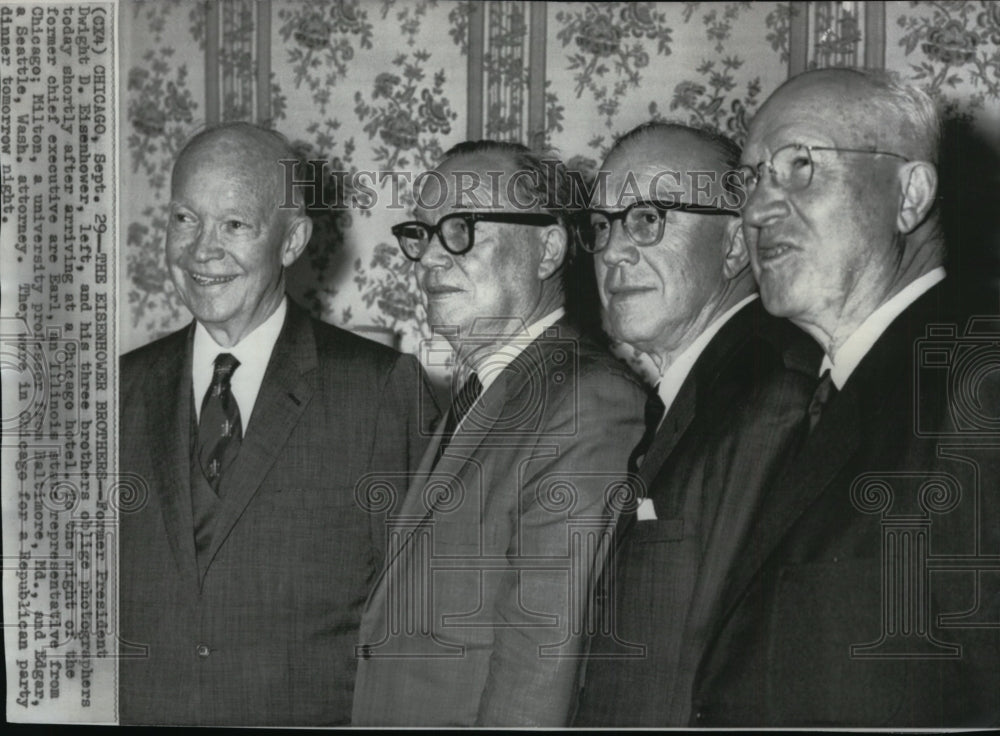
[[629, 517, 685, 544]]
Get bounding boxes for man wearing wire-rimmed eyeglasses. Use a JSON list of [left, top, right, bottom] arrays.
[[693, 68, 1000, 727], [353, 140, 647, 727], [575, 121, 818, 727]]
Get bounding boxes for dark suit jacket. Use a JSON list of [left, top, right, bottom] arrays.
[[118, 300, 437, 726], [574, 299, 819, 726], [351, 318, 648, 727], [695, 281, 1000, 726]]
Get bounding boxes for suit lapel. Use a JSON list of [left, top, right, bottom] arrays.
[[200, 302, 317, 575], [618, 302, 762, 537], [366, 319, 577, 616], [146, 325, 200, 586], [719, 379, 861, 619], [716, 283, 957, 629], [639, 385, 695, 491], [423, 318, 575, 509], [711, 286, 948, 629]]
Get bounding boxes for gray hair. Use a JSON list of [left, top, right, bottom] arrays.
[[439, 139, 577, 255], [854, 68, 941, 163], [608, 120, 742, 172]]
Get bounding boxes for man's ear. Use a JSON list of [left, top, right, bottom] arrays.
[[281, 214, 313, 267], [897, 161, 937, 234], [537, 223, 568, 280], [722, 217, 750, 280]]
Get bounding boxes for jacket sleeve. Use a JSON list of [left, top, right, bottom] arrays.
[[366, 352, 440, 565], [476, 364, 647, 726]]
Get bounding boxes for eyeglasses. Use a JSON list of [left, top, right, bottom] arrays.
[[736, 143, 910, 202], [580, 199, 738, 254], [392, 212, 558, 262]]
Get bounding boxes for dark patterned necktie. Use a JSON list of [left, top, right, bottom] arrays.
[[628, 386, 665, 475], [198, 353, 243, 495], [434, 372, 483, 466], [807, 369, 836, 433]]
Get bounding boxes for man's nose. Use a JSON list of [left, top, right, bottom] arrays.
[[419, 231, 453, 269], [600, 220, 640, 267], [190, 224, 225, 262], [741, 176, 791, 230]]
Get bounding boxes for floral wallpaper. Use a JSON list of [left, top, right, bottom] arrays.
[[121, 0, 1000, 372]]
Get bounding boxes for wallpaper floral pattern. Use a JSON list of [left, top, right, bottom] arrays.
[[121, 0, 1000, 364]]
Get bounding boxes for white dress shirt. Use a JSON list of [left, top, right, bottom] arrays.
[[192, 296, 288, 429], [820, 267, 945, 389], [655, 294, 759, 422]]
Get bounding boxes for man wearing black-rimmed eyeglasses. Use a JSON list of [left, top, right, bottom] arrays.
[[353, 140, 647, 727], [575, 121, 818, 727]]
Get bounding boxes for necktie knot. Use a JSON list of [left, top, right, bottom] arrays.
[[212, 352, 240, 385]]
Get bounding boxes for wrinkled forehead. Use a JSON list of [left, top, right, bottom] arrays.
[[173, 133, 285, 197], [594, 134, 731, 209], [416, 151, 523, 217], [171, 138, 286, 218]]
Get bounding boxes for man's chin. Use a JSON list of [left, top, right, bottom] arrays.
[[758, 285, 799, 320]]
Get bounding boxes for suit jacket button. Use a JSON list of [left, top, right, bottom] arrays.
[[360, 644, 372, 660], [196, 644, 210, 658]]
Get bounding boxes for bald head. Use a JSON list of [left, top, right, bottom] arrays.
[[754, 68, 940, 164], [600, 122, 741, 208], [173, 122, 305, 221], [610, 121, 740, 173]]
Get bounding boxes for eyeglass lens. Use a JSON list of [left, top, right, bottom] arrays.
[[586, 203, 665, 251], [396, 215, 472, 259]]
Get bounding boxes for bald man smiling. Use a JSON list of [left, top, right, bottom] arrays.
[[119, 122, 437, 726]]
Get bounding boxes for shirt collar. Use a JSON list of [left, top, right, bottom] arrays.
[[192, 296, 288, 427], [657, 294, 758, 417], [473, 307, 566, 393], [820, 267, 945, 389]]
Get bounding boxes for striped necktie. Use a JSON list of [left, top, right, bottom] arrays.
[[434, 372, 483, 467]]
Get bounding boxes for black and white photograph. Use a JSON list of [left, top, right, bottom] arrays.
[[3, 0, 999, 728]]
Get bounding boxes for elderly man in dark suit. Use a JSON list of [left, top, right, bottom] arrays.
[[573, 122, 817, 726], [351, 141, 647, 727], [694, 68, 1000, 726], [118, 122, 437, 726]]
